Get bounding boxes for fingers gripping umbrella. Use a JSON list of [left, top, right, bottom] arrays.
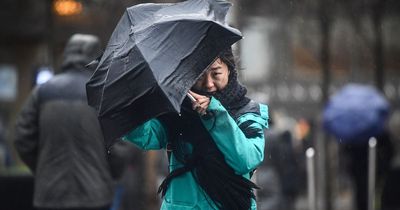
[[86, 0, 242, 147], [323, 84, 390, 144]]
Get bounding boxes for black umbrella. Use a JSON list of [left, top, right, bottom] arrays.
[[86, 0, 242, 148]]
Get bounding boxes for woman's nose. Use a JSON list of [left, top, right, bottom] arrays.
[[204, 74, 214, 91]]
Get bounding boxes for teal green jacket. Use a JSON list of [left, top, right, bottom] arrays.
[[123, 97, 269, 209]]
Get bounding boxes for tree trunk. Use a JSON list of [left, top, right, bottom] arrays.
[[372, 0, 386, 91], [317, 0, 333, 210]]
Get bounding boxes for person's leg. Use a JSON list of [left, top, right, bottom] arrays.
[[381, 168, 400, 210]]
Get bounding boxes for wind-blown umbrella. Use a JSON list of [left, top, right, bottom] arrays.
[[323, 84, 390, 144], [86, 0, 242, 148]]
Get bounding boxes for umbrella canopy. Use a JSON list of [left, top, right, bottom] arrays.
[[323, 84, 390, 144], [86, 0, 242, 147]]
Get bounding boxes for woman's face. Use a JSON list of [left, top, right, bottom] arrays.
[[193, 58, 230, 93]]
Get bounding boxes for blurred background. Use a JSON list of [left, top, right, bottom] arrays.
[[0, 0, 399, 210]]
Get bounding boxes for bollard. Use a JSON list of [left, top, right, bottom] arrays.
[[306, 147, 317, 210], [368, 137, 377, 210]]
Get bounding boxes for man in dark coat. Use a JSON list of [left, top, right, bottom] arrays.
[[14, 34, 114, 210]]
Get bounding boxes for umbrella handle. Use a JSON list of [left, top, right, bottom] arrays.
[[187, 93, 197, 102], [187, 92, 212, 118]]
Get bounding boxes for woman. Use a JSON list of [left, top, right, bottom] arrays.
[[123, 48, 269, 210]]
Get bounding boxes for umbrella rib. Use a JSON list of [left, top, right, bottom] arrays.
[[98, 54, 116, 115]]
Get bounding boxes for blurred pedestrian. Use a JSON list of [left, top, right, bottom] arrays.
[[107, 139, 149, 210], [257, 116, 300, 210], [14, 34, 113, 210], [341, 129, 393, 210], [381, 110, 400, 210], [123, 48, 269, 209]]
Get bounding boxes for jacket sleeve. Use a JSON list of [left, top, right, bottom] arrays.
[[122, 119, 168, 150], [14, 87, 41, 173], [201, 97, 269, 175]]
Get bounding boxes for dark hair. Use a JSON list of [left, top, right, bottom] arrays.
[[218, 47, 236, 72]]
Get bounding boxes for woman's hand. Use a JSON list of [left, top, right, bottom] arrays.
[[188, 90, 210, 116]]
